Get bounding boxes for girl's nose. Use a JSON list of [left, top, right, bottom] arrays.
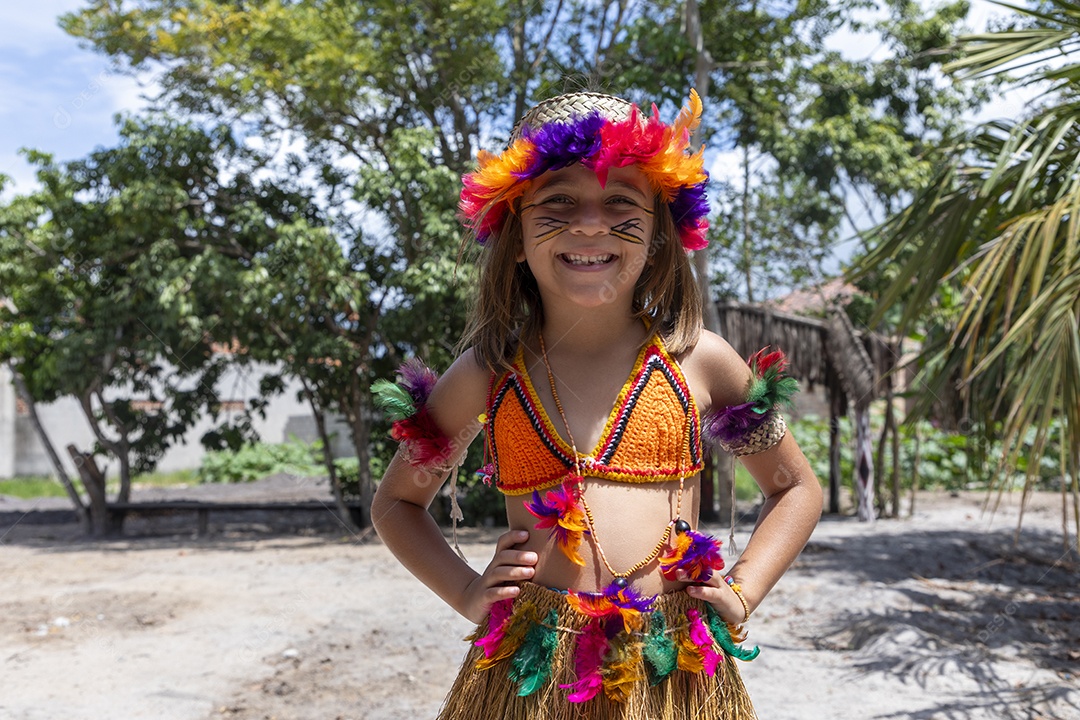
[[568, 201, 607, 236]]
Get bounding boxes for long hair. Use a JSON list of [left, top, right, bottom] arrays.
[[457, 197, 702, 374]]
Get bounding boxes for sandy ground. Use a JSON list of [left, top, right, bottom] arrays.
[[1, 479, 1078, 720]]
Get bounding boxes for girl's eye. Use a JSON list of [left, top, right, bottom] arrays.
[[542, 194, 572, 205], [608, 196, 636, 205]]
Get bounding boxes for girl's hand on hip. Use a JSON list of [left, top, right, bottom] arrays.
[[684, 574, 748, 625], [460, 529, 537, 624]]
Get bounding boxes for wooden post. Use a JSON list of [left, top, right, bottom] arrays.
[[828, 382, 843, 515], [854, 404, 876, 522]]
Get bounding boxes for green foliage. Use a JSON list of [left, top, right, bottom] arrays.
[[0, 116, 322, 503], [0, 476, 71, 499], [0, 469, 197, 499], [198, 436, 325, 484], [850, 0, 1080, 541], [791, 414, 1073, 495]]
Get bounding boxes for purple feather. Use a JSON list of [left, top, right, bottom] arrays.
[[702, 402, 770, 445], [397, 358, 439, 406], [678, 531, 724, 582], [519, 114, 605, 178], [670, 182, 710, 231], [604, 580, 656, 613]]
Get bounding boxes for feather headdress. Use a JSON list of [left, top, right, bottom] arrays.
[[459, 90, 710, 251]]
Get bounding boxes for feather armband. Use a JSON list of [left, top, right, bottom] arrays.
[[702, 348, 798, 456], [371, 358, 454, 470]]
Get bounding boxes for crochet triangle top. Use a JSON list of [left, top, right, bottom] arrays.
[[485, 333, 704, 496]]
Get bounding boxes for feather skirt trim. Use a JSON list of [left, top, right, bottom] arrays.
[[439, 583, 758, 719]]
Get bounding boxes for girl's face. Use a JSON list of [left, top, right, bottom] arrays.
[[518, 163, 654, 310]]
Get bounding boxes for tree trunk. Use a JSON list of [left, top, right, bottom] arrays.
[[700, 452, 717, 523], [8, 363, 88, 530], [909, 425, 921, 518], [685, 0, 722, 530], [741, 145, 754, 304], [305, 386, 358, 533], [347, 395, 375, 529], [67, 445, 118, 536]]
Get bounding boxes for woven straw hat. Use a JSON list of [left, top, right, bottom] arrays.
[[508, 92, 635, 143]]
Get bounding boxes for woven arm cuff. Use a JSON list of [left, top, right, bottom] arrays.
[[716, 413, 787, 457]]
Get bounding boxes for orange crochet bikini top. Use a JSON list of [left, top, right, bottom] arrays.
[[485, 333, 704, 496]]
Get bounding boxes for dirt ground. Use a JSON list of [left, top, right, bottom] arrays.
[[1, 478, 1078, 720]]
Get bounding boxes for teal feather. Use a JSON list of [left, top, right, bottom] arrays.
[[642, 610, 678, 685], [705, 605, 760, 662], [509, 609, 559, 696], [370, 379, 416, 421]]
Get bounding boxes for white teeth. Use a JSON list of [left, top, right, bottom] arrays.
[[563, 253, 614, 266]]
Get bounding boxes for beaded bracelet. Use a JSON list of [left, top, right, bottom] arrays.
[[724, 575, 751, 624]]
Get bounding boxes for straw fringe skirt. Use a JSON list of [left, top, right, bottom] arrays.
[[437, 583, 758, 720]]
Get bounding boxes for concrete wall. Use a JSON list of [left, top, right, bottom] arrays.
[[0, 363, 15, 479], [1, 360, 354, 480]]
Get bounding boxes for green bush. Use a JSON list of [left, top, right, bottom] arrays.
[[198, 436, 324, 483], [789, 414, 1071, 493]]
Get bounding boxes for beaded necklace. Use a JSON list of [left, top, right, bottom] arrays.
[[537, 332, 699, 586]]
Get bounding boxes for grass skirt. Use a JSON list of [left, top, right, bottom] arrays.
[[437, 582, 758, 720]]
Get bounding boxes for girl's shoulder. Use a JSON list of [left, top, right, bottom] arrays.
[[424, 347, 491, 439], [672, 329, 754, 414]]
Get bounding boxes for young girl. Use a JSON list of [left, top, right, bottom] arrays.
[[372, 90, 822, 719]]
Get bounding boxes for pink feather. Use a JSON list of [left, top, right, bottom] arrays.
[[561, 620, 608, 703], [686, 608, 724, 676], [474, 598, 514, 658]]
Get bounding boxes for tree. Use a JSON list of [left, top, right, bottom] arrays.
[[60, 0, 520, 521], [852, 0, 1080, 552], [0, 116, 322, 534]]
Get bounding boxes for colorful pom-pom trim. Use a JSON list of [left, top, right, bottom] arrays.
[[459, 90, 710, 252]]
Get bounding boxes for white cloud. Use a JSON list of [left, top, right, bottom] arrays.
[[1, 0, 97, 57]]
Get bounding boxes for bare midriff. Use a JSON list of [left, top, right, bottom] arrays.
[[504, 473, 702, 595]]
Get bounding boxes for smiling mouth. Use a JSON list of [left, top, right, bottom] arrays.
[[560, 253, 615, 266]]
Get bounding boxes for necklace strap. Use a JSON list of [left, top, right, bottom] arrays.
[[537, 331, 683, 581]]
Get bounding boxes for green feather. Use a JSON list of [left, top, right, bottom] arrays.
[[509, 609, 559, 696], [370, 378, 416, 421], [705, 605, 760, 662], [643, 610, 677, 685], [747, 374, 799, 414]]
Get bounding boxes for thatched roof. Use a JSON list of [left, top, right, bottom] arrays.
[[825, 308, 877, 410], [716, 301, 892, 410], [717, 301, 829, 389]]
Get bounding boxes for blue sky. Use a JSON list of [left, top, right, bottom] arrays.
[[0, 0, 1031, 204], [0, 1, 151, 199]]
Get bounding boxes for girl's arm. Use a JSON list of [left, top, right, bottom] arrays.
[[370, 350, 537, 624], [684, 332, 823, 623]]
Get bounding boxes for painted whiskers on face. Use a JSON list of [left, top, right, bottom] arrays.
[[520, 209, 570, 246], [521, 198, 653, 247], [610, 217, 647, 245]]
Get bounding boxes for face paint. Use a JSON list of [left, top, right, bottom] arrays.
[[529, 216, 570, 245], [610, 218, 647, 245]]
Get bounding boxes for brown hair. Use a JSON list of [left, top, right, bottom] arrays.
[[457, 197, 702, 374]]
